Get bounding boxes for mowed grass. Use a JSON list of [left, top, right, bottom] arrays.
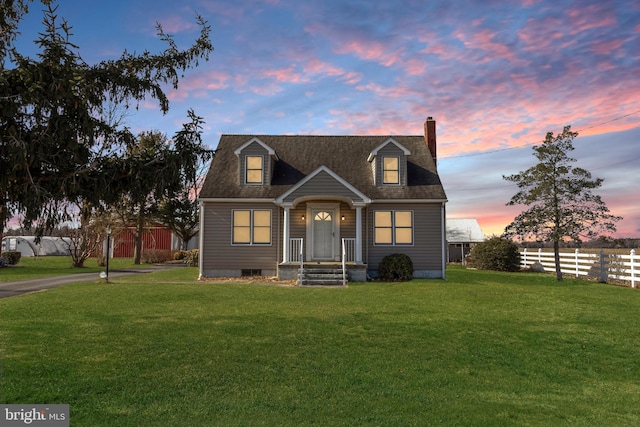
[[1, 266, 640, 426], [0, 256, 139, 282]]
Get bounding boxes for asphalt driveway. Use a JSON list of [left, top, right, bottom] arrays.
[[0, 264, 186, 298]]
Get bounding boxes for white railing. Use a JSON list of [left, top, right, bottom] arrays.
[[520, 248, 638, 288], [341, 238, 356, 286], [290, 238, 304, 284], [342, 238, 356, 263]]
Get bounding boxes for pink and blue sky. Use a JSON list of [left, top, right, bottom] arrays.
[[12, 0, 640, 237]]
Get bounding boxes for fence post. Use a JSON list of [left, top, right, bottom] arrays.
[[523, 248, 527, 267], [575, 248, 579, 278], [631, 249, 636, 289], [599, 249, 607, 283], [538, 248, 542, 263]]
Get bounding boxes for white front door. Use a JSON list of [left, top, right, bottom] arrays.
[[312, 209, 334, 260]]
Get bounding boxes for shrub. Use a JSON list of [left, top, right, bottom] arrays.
[[378, 253, 414, 281], [173, 250, 188, 261], [142, 249, 171, 264], [183, 249, 199, 267], [2, 251, 21, 265], [470, 236, 521, 272]]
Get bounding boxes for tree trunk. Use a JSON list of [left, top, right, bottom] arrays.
[[134, 217, 144, 265], [553, 239, 563, 281]]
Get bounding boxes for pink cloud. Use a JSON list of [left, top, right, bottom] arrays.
[[566, 5, 617, 34], [262, 65, 308, 84], [335, 40, 401, 67], [304, 58, 344, 77], [304, 59, 363, 84], [404, 58, 427, 76], [590, 39, 623, 55], [156, 15, 196, 34], [518, 16, 569, 51]]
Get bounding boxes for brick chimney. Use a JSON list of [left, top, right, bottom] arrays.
[[424, 116, 437, 168]]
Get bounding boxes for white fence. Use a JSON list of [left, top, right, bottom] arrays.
[[520, 248, 638, 288]]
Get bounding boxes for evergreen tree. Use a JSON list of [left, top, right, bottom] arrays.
[[503, 126, 621, 280]]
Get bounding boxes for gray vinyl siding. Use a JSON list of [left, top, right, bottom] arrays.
[[338, 201, 357, 239], [289, 205, 307, 239], [375, 144, 407, 186], [366, 203, 442, 271], [201, 201, 278, 271], [283, 170, 366, 203], [237, 141, 271, 185]]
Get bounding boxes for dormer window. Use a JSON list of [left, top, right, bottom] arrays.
[[382, 156, 399, 184], [246, 156, 263, 184], [234, 138, 279, 187], [368, 139, 410, 186]]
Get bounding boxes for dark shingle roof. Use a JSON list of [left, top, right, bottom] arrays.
[[200, 135, 447, 200]]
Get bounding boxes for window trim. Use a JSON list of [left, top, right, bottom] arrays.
[[373, 210, 414, 246], [245, 155, 264, 185], [382, 156, 400, 185], [232, 209, 272, 245]]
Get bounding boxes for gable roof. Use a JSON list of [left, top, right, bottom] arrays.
[[276, 165, 372, 206], [233, 137, 279, 160], [446, 218, 485, 243], [200, 135, 447, 201], [367, 138, 411, 162]]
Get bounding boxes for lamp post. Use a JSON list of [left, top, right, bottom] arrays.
[[105, 225, 111, 282]]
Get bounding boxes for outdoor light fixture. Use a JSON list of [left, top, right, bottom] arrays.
[[301, 214, 305, 220], [341, 215, 345, 221]]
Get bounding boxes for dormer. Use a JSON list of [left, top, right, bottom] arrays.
[[367, 138, 411, 186], [234, 137, 279, 185]]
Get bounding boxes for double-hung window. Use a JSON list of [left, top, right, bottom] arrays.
[[374, 210, 413, 245], [246, 156, 263, 184], [233, 210, 271, 244], [382, 156, 399, 184]]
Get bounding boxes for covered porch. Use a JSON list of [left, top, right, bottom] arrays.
[[274, 165, 372, 283]]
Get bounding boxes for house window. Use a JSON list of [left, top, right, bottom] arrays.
[[233, 210, 271, 244], [374, 210, 413, 245], [246, 156, 263, 184], [382, 157, 399, 184]]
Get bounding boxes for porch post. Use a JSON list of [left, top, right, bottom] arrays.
[[282, 206, 290, 263], [355, 206, 363, 264]]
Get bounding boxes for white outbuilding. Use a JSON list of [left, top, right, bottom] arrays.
[[1, 236, 72, 257], [446, 218, 485, 263]]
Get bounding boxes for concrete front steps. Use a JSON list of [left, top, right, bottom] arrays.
[[299, 267, 346, 286]]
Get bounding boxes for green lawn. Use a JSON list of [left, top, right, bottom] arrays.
[[0, 256, 148, 282], [1, 266, 640, 426]]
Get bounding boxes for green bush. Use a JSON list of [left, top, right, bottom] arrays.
[[2, 251, 21, 265], [378, 253, 414, 281], [470, 236, 521, 272]]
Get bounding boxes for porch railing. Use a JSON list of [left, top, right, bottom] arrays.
[[290, 238, 304, 284], [342, 238, 356, 263], [342, 238, 356, 286]]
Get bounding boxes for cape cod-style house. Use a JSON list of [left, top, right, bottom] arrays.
[[198, 117, 448, 284]]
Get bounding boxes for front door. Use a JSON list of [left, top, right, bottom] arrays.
[[312, 209, 334, 260]]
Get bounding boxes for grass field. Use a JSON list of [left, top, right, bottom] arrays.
[[1, 265, 640, 426]]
